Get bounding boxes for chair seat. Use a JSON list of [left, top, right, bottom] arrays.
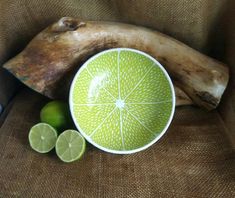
[[0, 88, 234, 197]]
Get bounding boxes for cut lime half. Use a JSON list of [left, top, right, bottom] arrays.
[[29, 123, 58, 153], [70, 48, 175, 154], [56, 130, 86, 163]]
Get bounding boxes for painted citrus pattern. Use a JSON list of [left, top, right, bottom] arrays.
[[70, 49, 174, 153]]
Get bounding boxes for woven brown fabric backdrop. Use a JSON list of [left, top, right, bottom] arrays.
[[0, 0, 235, 197], [0, 0, 230, 106], [219, 0, 235, 145], [0, 89, 235, 197]]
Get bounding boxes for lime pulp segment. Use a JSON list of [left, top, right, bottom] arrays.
[[70, 48, 175, 153], [28, 123, 58, 153], [56, 130, 86, 163]]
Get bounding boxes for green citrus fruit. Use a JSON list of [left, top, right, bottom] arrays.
[[69, 48, 175, 154], [40, 101, 72, 131], [28, 123, 57, 153], [55, 130, 86, 163]]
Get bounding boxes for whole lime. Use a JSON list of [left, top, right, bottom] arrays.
[[40, 101, 73, 131]]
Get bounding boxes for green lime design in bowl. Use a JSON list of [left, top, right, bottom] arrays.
[[69, 48, 175, 154]]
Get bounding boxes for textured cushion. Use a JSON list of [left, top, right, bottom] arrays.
[[0, 89, 234, 197]]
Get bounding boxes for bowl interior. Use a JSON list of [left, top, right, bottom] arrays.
[[69, 48, 175, 154]]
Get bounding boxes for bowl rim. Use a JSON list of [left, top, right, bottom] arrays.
[[69, 48, 175, 154]]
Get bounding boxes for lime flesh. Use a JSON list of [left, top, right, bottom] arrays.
[[29, 123, 58, 153], [70, 48, 175, 154], [56, 130, 86, 163]]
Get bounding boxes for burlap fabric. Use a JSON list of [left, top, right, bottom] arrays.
[[0, 89, 234, 197], [0, 0, 230, 107], [219, 0, 235, 145], [0, 0, 235, 197]]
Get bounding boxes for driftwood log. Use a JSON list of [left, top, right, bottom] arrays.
[[3, 17, 229, 110]]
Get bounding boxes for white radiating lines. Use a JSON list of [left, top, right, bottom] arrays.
[[73, 103, 114, 106], [73, 100, 172, 106], [125, 108, 156, 136], [123, 62, 155, 100], [119, 109, 125, 150], [89, 107, 117, 138], [127, 100, 172, 105], [117, 50, 125, 150], [117, 50, 121, 99], [86, 67, 116, 101], [59, 134, 71, 157]]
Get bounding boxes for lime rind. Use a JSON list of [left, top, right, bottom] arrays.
[[28, 123, 58, 153], [55, 130, 86, 163], [40, 101, 73, 132]]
